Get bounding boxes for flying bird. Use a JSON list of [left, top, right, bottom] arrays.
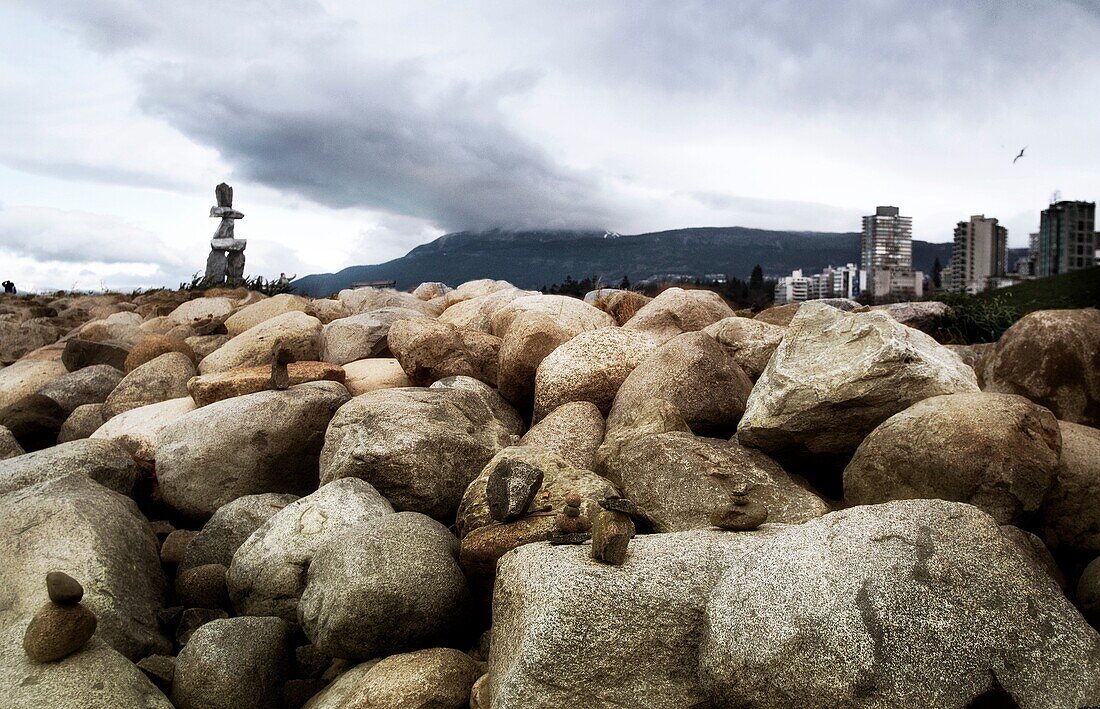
[[1013, 146, 1027, 164]]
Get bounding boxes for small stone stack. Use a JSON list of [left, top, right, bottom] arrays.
[[709, 488, 768, 531], [270, 342, 295, 391], [23, 572, 97, 662], [549, 491, 591, 544]]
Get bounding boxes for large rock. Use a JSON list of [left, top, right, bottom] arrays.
[[104, 351, 195, 416], [185, 333, 230, 359], [0, 475, 169, 660], [342, 357, 411, 395], [338, 286, 441, 317], [518, 400, 605, 471], [532, 328, 659, 422], [1042, 421, 1100, 555], [320, 307, 432, 365], [608, 331, 753, 437], [298, 512, 468, 659], [0, 393, 66, 452], [187, 360, 345, 407], [497, 311, 573, 409], [489, 294, 615, 338], [438, 287, 537, 332], [0, 438, 138, 496], [157, 382, 350, 521], [58, 402, 109, 443], [388, 317, 500, 387], [180, 493, 299, 573], [320, 380, 522, 520], [0, 318, 61, 364], [622, 287, 734, 343], [737, 302, 979, 461], [702, 316, 786, 380], [609, 432, 828, 532], [228, 478, 394, 622], [305, 648, 482, 709], [75, 311, 144, 345], [62, 338, 131, 372], [171, 616, 293, 709], [198, 311, 323, 374], [595, 398, 693, 480], [36, 364, 123, 415], [224, 293, 316, 336], [124, 334, 196, 373], [413, 281, 453, 300], [698, 501, 1100, 706], [90, 396, 196, 455], [843, 393, 1062, 525], [167, 297, 235, 327], [983, 308, 1100, 426], [870, 300, 951, 330], [0, 358, 67, 409]]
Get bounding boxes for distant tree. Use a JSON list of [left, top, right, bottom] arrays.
[[932, 257, 943, 289], [749, 265, 764, 291], [618, 274, 631, 290]]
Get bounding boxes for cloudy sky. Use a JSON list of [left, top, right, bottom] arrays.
[[1, 1, 1098, 291]]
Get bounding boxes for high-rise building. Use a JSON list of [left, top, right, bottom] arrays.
[[831, 263, 861, 299], [774, 269, 811, 305], [1037, 200, 1098, 277], [948, 215, 1008, 294], [860, 206, 922, 301]]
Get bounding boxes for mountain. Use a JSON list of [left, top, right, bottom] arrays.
[[292, 226, 1004, 296]]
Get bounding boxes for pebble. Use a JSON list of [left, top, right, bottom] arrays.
[[22, 601, 97, 662], [46, 571, 83, 605]]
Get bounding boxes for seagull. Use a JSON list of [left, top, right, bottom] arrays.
[[1013, 146, 1027, 164]]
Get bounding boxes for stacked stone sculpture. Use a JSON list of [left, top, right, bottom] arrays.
[[203, 183, 247, 287]]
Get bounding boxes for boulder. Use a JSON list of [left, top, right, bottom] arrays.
[[198, 311, 323, 375], [298, 512, 468, 659], [224, 293, 316, 336], [737, 302, 979, 461], [320, 307, 432, 365], [342, 357, 411, 396], [185, 334, 231, 359], [104, 352, 195, 417], [167, 297, 235, 327], [983, 308, 1100, 426], [0, 394, 65, 452], [412, 281, 453, 300], [1078, 557, 1100, 625], [0, 438, 138, 496], [306, 648, 481, 709], [595, 398, 693, 480], [174, 564, 229, 609], [227, 478, 393, 622], [90, 396, 196, 455], [0, 474, 169, 660], [0, 424, 23, 459], [320, 381, 522, 520], [0, 318, 61, 364], [438, 288, 537, 333], [608, 331, 753, 436], [388, 317, 500, 386], [171, 617, 293, 709], [0, 358, 68, 409], [518, 400, 605, 471], [702, 316, 786, 380], [157, 382, 350, 521], [1042, 421, 1100, 555], [310, 298, 349, 324], [497, 311, 573, 409], [187, 360, 345, 407], [124, 334, 196, 373], [698, 501, 1100, 706], [180, 493, 299, 573], [443, 279, 517, 304], [75, 312, 144, 345], [532, 328, 659, 422], [755, 299, 859, 327], [338, 286, 441, 317], [946, 342, 994, 384], [623, 287, 734, 343], [61, 338, 130, 372], [36, 364, 123, 415], [610, 432, 828, 532], [870, 300, 951, 330], [588, 289, 653, 326], [489, 294, 615, 338], [843, 393, 1062, 525]]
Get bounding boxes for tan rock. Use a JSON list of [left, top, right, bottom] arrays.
[[310, 298, 349, 324], [0, 360, 68, 410], [438, 288, 537, 333], [187, 361, 346, 407], [91, 397, 197, 455], [105, 352, 196, 417], [124, 335, 196, 373], [342, 358, 412, 396], [320, 307, 431, 365], [623, 287, 734, 343], [338, 287, 442, 317], [388, 318, 500, 387], [489, 294, 615, 338], [168, 297, 235, 327], [703, 316, 786, 380], [497, 312, 573, 410], [198, 311, 323, 375], [518, 401, 605, 471], [588, 289, 653, 325], [224, 294, 316, 337]]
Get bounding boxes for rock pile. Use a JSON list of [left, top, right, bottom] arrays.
[[0, 284, 1097, 707]]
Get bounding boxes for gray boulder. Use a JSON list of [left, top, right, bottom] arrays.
[[58, 403, 109, 443], [306, 648, 482, 709], [320, 379, 521, 521], [180, 493, 299, 573], [157, 381, 350, 521], [298, 512, 468, 659], [1042, 421, 1100, 555], [518, 400, 605, 471], [104, 351, 195, 416], [0, 438, 138, 496], [702, 316, 786, 380], [228, 478, 394, 622], [171, 617, 293, 709], [320, 306, 433, 365], [36, 364, 123, 415]]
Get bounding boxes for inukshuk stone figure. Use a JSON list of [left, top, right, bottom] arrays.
[[203, 182, 247, 287]]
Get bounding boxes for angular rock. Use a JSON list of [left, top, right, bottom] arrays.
[[595, 398, 693, 481], [61, 338, 130, 372], [591, 510, 635, 565], [983, 308, 1100, 426], [187, 360, 345, 407], [486, 456, 544, 522], [136, 654, 175, 692], [175, 564, 229, 610], [388, 317, 500, 386], [320, 307, 432, 365], [737, 302, 979, 460], [588, 289, 653, 326], [36, 364, 123, 415], [1042, 421, 1100, 555], [224, 293, 316, 337], [412, 281, 453, 300], [843, 393, 1062, 524], [185, 334, 231, 359], [46, 572, 83, 605], [309, 297, 349, 324], [198, 311, 323, 375], [702, 316, 786, 380], [623, 287, 734, 343], [0, 318, 61, 364], [104, 351, 195, 417], [227, 478, 394, 622], [0, 424, 25, 459], [341, 357, 411, 396], [0, 437, 137, 496], [532, 328, 659, 422], [320, 382, 521, 520], [298, 512, 468, 660], [172, 616, 293, 709], [180, 493, 299, 573], [870, 300, 951, 330], [518, 400, 605, 471], [157, 382, 350, 521]]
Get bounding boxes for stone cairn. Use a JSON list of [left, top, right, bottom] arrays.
[[709, 486, 768, 531], [270, 341, 295, 391], [23, 571, 97, 663], [202, 182, 247, 287], [549, 491, 592, 545]]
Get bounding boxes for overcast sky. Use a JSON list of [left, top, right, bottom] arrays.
[[2, 1, 1098, 291]]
